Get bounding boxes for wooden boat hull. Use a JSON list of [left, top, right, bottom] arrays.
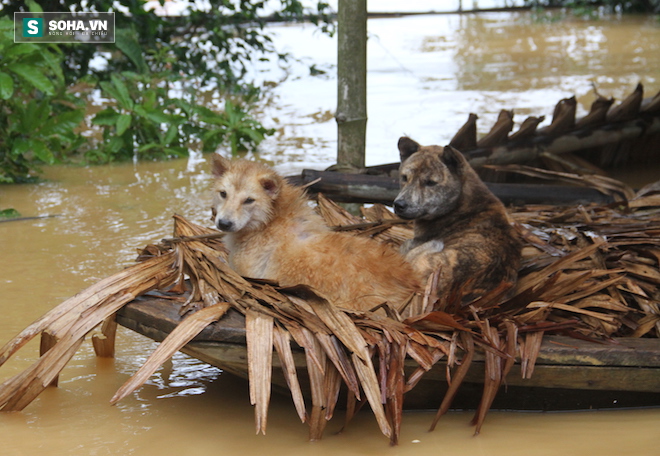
[[116, 293, 660, 412]]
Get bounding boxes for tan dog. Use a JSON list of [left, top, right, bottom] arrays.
[[393, 137, 521, 304], [211, 156, 420, 311]]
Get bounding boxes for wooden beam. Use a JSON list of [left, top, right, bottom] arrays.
[[299, 169, 614, 206]]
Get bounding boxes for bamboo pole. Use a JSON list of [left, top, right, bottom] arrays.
[[336, 0, 367, 169]]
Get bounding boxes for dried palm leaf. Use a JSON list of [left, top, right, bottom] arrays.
[[111, 302, 231, 405], [0, 253, 178, 411], [486, 164, 635, 200], [272, 325, 306, 422], [246, 309, 274, 434], [2, 177, 660, 445]]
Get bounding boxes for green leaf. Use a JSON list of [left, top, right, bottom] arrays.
[[244, 128, 266, 143], [0, 208, 21, 220], [0, 72, 13, 99], [140, 107, 173, 124], [11, 138, 30, 159], [4, 43, 40, 59], [25, 0, 43, 13], [0, 18, 14, 34], [171, 98, 194, 117], [40, 47, 65, 82], [164, 123, 179, 145], [197, 106, 229, 126], [100, 75, 134, 110], [40, 109, 84, 137], [132, 104, 147, 118], [107, 136, 126, 155], [202, 129, 226, 142], [116, 113, 132, 136], [224, 99, 238, 121], [136, 143, 160, 153], [6, 63, 54, 95], [23, 99, 49, 128], [193, 105, 218, 118], [92, 108, 121, 126], [115, 29, 149, 74], [30, 139, 54, 164], [111, 73, 134, 110], [164, 146, 187, 157]]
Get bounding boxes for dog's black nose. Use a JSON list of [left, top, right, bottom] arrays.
[[393, 199, 407, 215], [216, 219, 234, 232]]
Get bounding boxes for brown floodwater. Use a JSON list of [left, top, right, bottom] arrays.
[[1, 11, 660, 455]]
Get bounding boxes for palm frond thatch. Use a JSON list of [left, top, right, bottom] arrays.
[[0, 176, 659, 445]]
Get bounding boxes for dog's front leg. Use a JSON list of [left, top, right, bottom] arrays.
[[403, 240, 446, 278], [400, 238, 415, 256]]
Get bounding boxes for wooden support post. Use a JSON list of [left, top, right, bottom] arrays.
[[336, 0, 367, 169], [39, 331, 59, 387], [92, 314, 118, 358]]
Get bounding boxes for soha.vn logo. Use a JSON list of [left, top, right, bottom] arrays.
[[22, 18, 43, 37], [15, 12, 115, 43]]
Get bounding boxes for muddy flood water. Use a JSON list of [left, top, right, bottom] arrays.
[[2, 11, 660, 455]]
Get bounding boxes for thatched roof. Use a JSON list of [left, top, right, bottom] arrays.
[[0, 173, 659, 445]]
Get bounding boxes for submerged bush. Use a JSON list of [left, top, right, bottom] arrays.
[[0, 0, 331, 181], [0, 18, 86, 183], [88, 72, 273, 163]]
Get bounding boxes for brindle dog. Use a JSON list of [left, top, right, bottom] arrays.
[[393, 137, 522, 305]]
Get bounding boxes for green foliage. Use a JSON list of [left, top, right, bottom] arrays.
[[1, 0, 334, 86], [199, 99, 274, 155], [0, 208, 21, 219], [0, 18, 85, 183], [0, 1, 331, 180], [88, 72, 187, 163], [88, 72, 274, 163]]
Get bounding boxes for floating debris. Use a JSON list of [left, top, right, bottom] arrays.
[[0, 172, 659, 444]]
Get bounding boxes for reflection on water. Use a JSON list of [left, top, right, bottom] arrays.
[[452, 14, 659, 93], [257, 12, 659, 170], [1, 11, 659, 456]]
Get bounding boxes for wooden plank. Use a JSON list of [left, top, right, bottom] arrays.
[[181, 342, 660, 410], [180, 340, 660, 393], [533, 337, 660, 368], [116, 297, 660, 399], [117, 296, 660, 367], [118, 294, 246, 344], [117, 298, 660, 410]]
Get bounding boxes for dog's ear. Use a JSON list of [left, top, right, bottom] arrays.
[[441, 145, 464, 174], [212, 154, 230, 177], [259, 174, 281, 198], [398, 137, 420, 162]]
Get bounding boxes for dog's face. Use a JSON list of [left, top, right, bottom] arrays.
[[393, 137, 464, 221], [211, 156, 281, 233]]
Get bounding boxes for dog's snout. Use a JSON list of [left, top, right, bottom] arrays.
[[393, 199, 407, 215], [216, 219, 234, 232], [394, 198, 418, 220]]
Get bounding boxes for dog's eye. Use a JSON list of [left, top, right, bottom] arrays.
[[424, 179, 437, 187], [401, 175, 408, 183], [243, 197, 255, 205], [219, 191, 227, 198]]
